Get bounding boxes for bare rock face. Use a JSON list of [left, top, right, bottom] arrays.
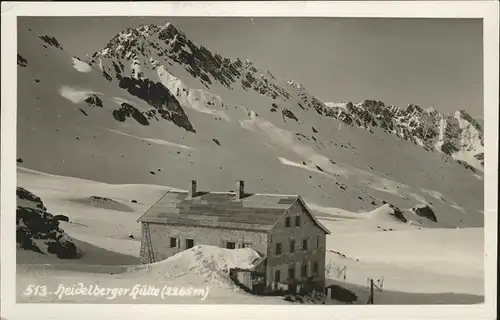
[[388, 204, 408, 223], [441, 116, 461, 155], [16, 187, 79, 259], [112, 102, 150, 126], [118, 77, 195, 132], [456, 160, 477, 173], [39, 35, 64, 50], [17, 187, 47, 211], [282, 109, 298, 122], [85, 95, 104, 108], [53, 214, 69, 222], [474, 152, 484, 166], [412, 204, 438, 223], [17, 54, 28, 67]]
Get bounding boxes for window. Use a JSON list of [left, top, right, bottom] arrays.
[[288, 265, 295, 280], [169, 237, 178, 248], [285, 217, 291, 227], [185, 238, 194, 249], [289, 240, 295, 253], [241, 242, 252, 248], [301, 263, 307, 278], [313, 262, 319, 274], [275, 269, 281, 282], [302, 239, 308, 251], [226, 241, 236, 249], [316, 237, 320, 249], [276, 242, 282, 255], [295, 216, 301, 227]]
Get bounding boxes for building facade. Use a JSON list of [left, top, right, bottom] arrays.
[[137, 180, 330, 294], [265, 200, 327, 291]]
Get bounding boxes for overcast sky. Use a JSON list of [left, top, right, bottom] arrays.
[[19, 17, 483, 118]]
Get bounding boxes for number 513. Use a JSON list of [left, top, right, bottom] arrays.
[[23, 285, 48, 296]]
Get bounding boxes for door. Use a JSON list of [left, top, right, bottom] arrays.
[[185, 238, 194, 249]]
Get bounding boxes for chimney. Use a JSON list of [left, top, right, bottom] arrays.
[[236, 180, 245, 200], [188, 180, 197, 198]]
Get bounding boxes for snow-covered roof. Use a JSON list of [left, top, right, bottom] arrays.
[[137, 190, 330, 234]]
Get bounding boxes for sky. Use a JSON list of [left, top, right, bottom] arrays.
[[19, 17, 483, 118]]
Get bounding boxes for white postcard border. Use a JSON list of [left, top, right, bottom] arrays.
[[1, 2, 498, 320]]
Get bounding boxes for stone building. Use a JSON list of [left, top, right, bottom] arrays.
[[137, 180, 330, 293]]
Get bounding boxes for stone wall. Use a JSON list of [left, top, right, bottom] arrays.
[[141, 222, 268, 262]]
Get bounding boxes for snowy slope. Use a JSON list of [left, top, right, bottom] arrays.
[[15, 168, 483, 303], [323, 101, 484, 172], [16, 21, 484, 231]]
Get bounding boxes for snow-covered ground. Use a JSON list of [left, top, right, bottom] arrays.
[[16, 167, 484, 304]]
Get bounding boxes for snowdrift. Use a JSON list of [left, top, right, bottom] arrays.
[[367, 203, 408, 223], [127, 245, 261, 289]]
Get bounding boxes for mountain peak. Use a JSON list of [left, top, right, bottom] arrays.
[[93, 22, 185, 59]]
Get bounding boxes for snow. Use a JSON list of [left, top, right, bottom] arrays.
[[277, 157, 331, 177], [16, 167, 178, 263], [472, 174, 483, 180], [128, 245, 260, 289], [71, 57, 93, 73], [108, 129, 194, 150], [156, 66, 230, 120], [366, 204, 404, 220], [324, 225, 483, 295], [452, 152, 484, 172], [451, 204, 467, 214], [325, 102, 348, 110], [17, 167, 171, 210], [15, 168, 275, 303], [131, 59, 142, 79], [181, 43, 192, 54], [15, 163, 484, 304], [420, 189, 445, 200], [309, 203, 483, 296], [240, 110, 349, 177], [100, 48, 110, 56], [425, 106, 437, 114], [118, 32, 133, 42], [59, 86, 101, 104], [407, 192, 430, 204], [452, 111, 484, 171], [414, 136, 424, 147], [286, 79, 303, 90], [13, 24, 486, 305], [434, 115, 447, 151], [149, 58, 159, 68]]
